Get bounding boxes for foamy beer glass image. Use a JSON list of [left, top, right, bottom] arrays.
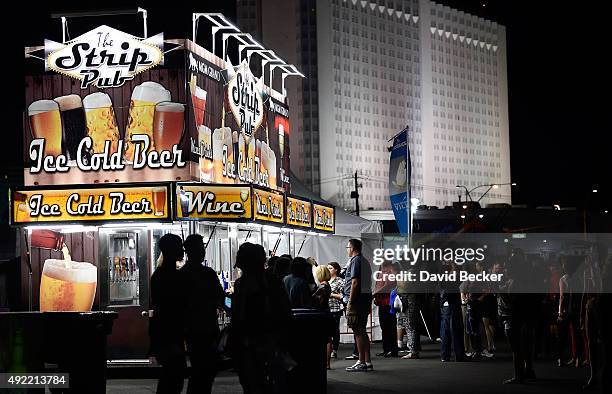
[[261, 141, 277, 189], [55, 94, 87, 161], [212, 127, 234, 183], [40, 259, 97, 312], [153, 102, 185, 151], [198, 125, 213, 182], [13, 191, 32, 223], [278, 122, 285, 159], [28, 100, 63, 157], [125, 81, 171, 160], [83, 93, 120, 154], [191, 85, 207, 128], [151, 187, 167, 216]]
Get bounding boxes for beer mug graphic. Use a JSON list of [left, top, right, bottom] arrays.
[[125, 82, 171, 161], [40, 259, 97, 312], [28, 100, 63, 157], [153, 102, 185, 152], [83, 93, 121, 154], [54, 94, 89, 162]]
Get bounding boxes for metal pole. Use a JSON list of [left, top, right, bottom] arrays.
[[297, 235, 308, 256], [420, 310, 433, 341], [354, 171, 360, 216], [23, 229, 32, 311], [406, 128, 411, 247]]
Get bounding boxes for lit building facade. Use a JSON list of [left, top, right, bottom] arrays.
[[237, 0, 510, 210]]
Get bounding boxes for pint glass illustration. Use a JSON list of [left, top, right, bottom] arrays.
[[39, 259, 97, 312], [28, 100, 63, 157]]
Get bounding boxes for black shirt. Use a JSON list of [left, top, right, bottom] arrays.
[[179, 261, 224, 340]]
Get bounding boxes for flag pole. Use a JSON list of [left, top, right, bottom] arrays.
[[405, 127, 411, 248]]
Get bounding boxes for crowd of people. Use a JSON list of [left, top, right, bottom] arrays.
[[148, 233, 612, 393], [368, 246, 612, 392]]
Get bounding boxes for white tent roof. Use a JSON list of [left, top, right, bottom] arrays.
[[289, 172, 382, 237]]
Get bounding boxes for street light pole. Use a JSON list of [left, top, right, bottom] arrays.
[[455, 185, 472, 202]]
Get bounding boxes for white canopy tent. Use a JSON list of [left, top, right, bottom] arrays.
[[289, 172, 383, 265]]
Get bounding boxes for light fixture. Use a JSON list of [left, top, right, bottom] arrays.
[[460, 215, 466, 219], [478, 214, 484, 219], [462, 204, 467, 209]]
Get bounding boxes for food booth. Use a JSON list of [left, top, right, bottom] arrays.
[[9, 12, 335, 363]]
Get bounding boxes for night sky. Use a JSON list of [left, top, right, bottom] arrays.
[[2, 1, 609, 210]]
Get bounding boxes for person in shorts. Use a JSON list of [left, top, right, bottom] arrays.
[[343, 239, 373, 372]]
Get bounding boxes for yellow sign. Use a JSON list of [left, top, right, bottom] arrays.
[[285, 196, 312, 229], [176, 183, 252, 221], [313, 202, 335, 233], [253, 186, 284, 224], [11, 184, 170, 224]]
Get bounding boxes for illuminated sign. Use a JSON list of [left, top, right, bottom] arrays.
[[227, 60, 264, 138], [285, 195, 312, 229], [11, 184, 171, 224], [313, 202, 335, 233], [45, 25, 164, 89], [175, 183, 253, 221], [252, 186, 284, 225]]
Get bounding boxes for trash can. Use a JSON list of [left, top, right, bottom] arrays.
[[0, 311, 117, 394], [289, 308, 334, 394], [43, 311, 118, 393]]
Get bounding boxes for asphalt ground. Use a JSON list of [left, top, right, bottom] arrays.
[[105, 341, 599, 394]]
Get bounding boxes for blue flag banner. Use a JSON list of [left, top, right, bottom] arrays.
[[388, 130, 411, 236]]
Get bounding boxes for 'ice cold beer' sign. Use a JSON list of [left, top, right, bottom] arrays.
[[11, 184, 170, 224], [45, 25, 164, 89]]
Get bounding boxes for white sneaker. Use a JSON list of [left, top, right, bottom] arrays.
[[346, 362, 368, 372], [366, 362, 374, 370], [481, 349, 494, 358]]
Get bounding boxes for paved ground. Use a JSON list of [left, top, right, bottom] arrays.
[[106, 342, 596, 394]]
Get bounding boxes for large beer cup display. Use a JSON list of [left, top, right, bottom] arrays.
[[28, 100, 63, 157], [153, 102, 185, 151], [40, 259, 97, 312], [83, 92, 121, 154], [125, 81, 171, 161]]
